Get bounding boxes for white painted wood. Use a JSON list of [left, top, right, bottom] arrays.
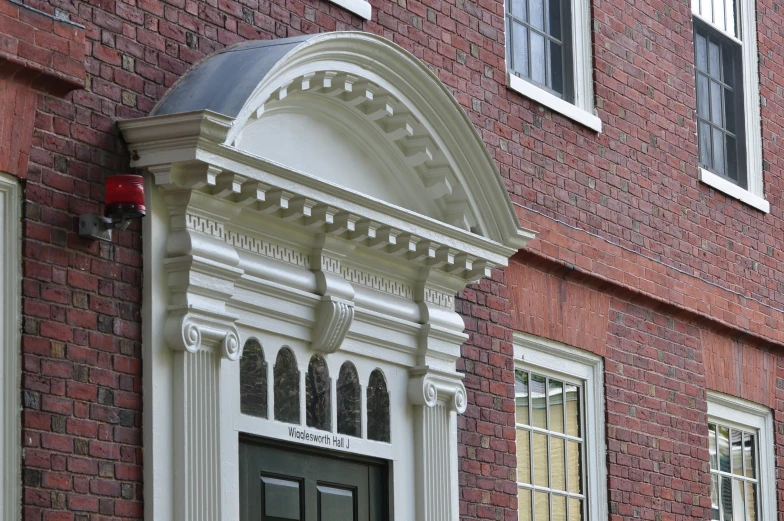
[[707, 391, 775, 521], [328, 0, 371, 19], [699, 168, 770, 212], [0, 174, 20, 521], [122, 32, 535, 521], [507, 75, 602, 132], [513, 332, 607, 521]]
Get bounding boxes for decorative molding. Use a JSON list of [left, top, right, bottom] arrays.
[[341, 266, 414, 299], [226, 230, 310, 268], [311, 297, 354, 353], [407, 367, 467, 413], [0, 174, 20, 521], [423, 287, 454, 309], [186, 214, 226, 239]]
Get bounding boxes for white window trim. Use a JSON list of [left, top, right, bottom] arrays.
[[0, 173, 21, 521], [707, 391, 775, 521], [505, 0, 602, 133], [513, 332, 607, 521], [693, 0, 766, 211], [327, 0, 370, 19]]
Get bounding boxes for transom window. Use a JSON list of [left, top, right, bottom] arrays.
[[515, 370, 585, 521], [239, 339, 391, 443]]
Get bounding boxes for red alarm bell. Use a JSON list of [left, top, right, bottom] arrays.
[[105, 174, 146, 221]]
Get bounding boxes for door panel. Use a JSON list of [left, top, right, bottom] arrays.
[[240, 440, 385, 521]]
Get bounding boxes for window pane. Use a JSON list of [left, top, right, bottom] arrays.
[[512, 0, 527, 20], [697, 74, 710, 118], [721, 476, 734, 521], [552, 494, 567, 521], [513, 23, 529, 78], [710, 474, 720, 521], [336, 362, 361, 437], [718, 425, 731, 472], [306, 355, 331, 431], [733, 479, 747, 521], [367, 369, 390, 442], [550, 42, 564, 96], [274, 348, 300, 424], [700, 0, 714, 22], [726, 0, 736, 37], [551, 437, 566, 491], [709, 423, 718, 470], [567, 440, 582, 494], [530, 0, 544, 30], [519, 488, 532, 521], [549, 379, 564, 433], [724, 88, 736, 132], [517, 429, 532, 484], [712, 127, 726, 175], [240, 339, 268, 418], [722, 46, 735, 87], [531, 374, 547, 429], [548, 0, 561, 40], [713, 0, 725, 31], [516, 370, 530, 425], [530, 33, 546, 85], [745, 482, 757, 521], [699, 121, 712, 167], [565, 383, 580, 437], [533, 433, 549, 487], [696, 32, 708, 71], [568, 498, 583, 521], [709, 40, 721, 77], [535, 491, 550, 521], [743, 432, 756, 479], [730, 429, 743, 475], [710, 80, 723, 125], [725, 136, 738, 182]]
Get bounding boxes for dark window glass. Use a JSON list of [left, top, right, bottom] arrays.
[[274, 347, 300, 424], [507, 0, 572, 98], [240, 338, 268, 418], [337, 362, 361, 437], [367, 370, 390, 443], [306, 355, 331, 431], [693, 21, 746, 187]]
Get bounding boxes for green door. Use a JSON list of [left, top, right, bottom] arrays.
[[239, 440, 387, 521]]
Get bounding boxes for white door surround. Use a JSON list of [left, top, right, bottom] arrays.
[[120, 31, 535, 521]]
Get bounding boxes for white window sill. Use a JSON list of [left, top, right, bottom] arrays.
[[328, 0, 371, 18], [699, 168, 770, 213], [508, 74, 602, 133]]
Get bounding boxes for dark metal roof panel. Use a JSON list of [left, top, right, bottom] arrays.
[[153, 34, 317, 117]]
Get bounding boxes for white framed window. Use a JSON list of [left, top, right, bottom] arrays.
[[707, 391, 775, 521], [692, 0, 768, 212], [0, 173, 21, 521], [513, 332, 606, 521], [504, 0, 601, 132]]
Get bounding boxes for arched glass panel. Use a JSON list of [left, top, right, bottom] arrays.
[[306, 355, 331, 431], [367, 369, 390, 443], [274, 347, 300, 424], [337, 362, 361, 437], [240, 338, 267, 418]]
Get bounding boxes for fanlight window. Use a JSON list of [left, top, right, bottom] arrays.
[[240, 338, 268, 418], [337, 362, 361, 437], [274, 347, 300, 424], [367, 369, 391, 443], [306, 355, 331, 431], [239, 345, 391, 443]]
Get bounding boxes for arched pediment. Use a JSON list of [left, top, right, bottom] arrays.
[[149, 31, 530, 249]]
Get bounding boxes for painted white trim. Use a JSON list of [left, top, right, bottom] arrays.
[[699, 168, 770, 213], [706, 391, 775, 521], [505, 0, 600, 133], [507, 75, 602, 132], [513, 332, 607, 521], [0, 173, 21, 521], [327, 0, 371, 19]]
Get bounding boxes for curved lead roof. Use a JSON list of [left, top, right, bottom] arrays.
[[153, 34, 317, 117]]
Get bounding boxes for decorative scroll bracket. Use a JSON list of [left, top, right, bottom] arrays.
[[407, 366, 467, 413], [311, 234, 356, 353]]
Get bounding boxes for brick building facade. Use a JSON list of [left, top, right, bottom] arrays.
[[0, 0, 782, 517]]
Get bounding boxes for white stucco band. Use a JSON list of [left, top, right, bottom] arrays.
[[120, 31, 535, 521]]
